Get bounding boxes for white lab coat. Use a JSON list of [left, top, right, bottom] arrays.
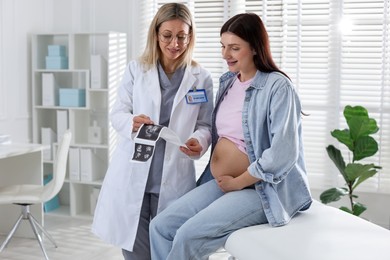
[[92, 60, 213, 251]]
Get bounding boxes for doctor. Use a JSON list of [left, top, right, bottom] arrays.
[[92, 3, 213, 260]]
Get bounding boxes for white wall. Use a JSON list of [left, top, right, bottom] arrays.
[[0, 0, 139, 142], [0, 0, 388, 229], [311, 189, 390, 229]]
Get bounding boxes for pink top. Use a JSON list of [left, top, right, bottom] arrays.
[[215, 75, 253, 155]]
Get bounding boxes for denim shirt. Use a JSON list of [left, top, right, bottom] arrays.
[[198, 70, 312, 227]]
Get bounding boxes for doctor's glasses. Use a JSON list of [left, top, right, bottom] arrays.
[[158, 32, 190, 45]]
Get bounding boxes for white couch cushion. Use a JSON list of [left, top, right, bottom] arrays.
[[225, 200, 390, 260]]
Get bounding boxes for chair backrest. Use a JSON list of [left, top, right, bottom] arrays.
[[41, 129, 72, 202]]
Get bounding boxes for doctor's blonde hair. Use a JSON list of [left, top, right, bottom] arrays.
[[139, 2, 197, 70]]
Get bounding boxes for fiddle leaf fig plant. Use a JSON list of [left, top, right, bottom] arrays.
[[320, 105, 382, 216]]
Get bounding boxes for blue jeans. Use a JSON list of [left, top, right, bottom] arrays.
[[149, 180, 268, 260]]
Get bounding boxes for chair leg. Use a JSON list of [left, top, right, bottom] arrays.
[[0, 213, 24, 251], [29, 212, 57, 247], [0, 204, 57, 260], [28, 214, 50, 260]]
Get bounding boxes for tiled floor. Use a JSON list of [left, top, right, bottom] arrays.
[[0, 214, 232, 260]]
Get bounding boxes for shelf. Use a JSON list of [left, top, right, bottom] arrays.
[[65, 178, 104, 186], [35, 69, 89, 73], [45, 205, 71, 217], [71, 143, 109, 149], [35, 106, 90, 110], [89, 88, 109, 93], [31, 32, 127, 219]]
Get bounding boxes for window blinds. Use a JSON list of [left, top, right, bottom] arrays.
[[136, 0, 390, 193]]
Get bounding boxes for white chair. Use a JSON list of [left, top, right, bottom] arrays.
[[0, 129, 71, 260]]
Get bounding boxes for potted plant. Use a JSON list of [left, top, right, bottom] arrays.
[[320, 105, 382, 216]]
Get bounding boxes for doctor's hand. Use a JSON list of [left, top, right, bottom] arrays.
[[180, 138, 202, 157], [132, 114, 154, 132]]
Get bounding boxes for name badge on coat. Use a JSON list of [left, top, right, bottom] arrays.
[[185, 88, 208, 104]]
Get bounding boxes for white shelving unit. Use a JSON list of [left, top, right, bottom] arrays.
[[31, 32, 127, 218]]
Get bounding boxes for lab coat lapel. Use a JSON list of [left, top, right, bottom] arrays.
[[143, 68, 161, 121], [172, 67, 197, 111]]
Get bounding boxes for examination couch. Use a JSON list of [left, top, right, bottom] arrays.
[[224, 200, 390, 260]]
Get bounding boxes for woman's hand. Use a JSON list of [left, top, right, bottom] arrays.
[[217, 176, 240, 193], [132, 114, 154, 132], [217, 171, 260, 193], [180, 138, 202, 157]]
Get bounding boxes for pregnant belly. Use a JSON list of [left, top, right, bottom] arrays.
[[210, 137, 250, 179]]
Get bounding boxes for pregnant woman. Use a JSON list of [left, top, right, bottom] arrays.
[[149, 13, 312, 260]]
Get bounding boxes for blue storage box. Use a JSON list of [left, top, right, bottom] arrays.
[[43, 174, 60, 212], [59, 88, 86, 107], [48, 45, 66, 56], [46, 56, 68, 69]]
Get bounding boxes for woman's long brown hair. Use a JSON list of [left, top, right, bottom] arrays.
[[220, 13, 289, 79]]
